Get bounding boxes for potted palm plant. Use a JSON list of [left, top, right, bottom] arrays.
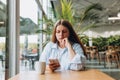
[[36, 0, 103, 48]]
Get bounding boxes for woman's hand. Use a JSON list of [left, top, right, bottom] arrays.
[[60, 38, 71, 48], [49, 59, 60, 72]]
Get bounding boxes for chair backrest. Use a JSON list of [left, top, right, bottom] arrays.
[[91, 46, 98, 53], [107, 46, 114, 50], [85, 46, 91, 53], [106, 46, 118, 55], [114, 46, 120, 51]]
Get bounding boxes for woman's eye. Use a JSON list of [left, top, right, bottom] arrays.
[[63, 30, 67, 33], [56, 31, 60, 33], [56, 30, 67, 33]]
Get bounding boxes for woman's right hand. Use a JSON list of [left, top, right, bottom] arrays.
[[49, 59, 60, 72]]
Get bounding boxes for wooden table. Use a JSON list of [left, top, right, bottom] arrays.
[[8, 69, 115, 80]]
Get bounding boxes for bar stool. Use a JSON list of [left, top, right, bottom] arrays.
[[90, 46, 101, 64], [85, 46, 91, 60], [105, 46, 120, 68], [114, 46, 120, 60]]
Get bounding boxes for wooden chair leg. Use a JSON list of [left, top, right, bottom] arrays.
[[104, 53, 106, 68], [106, 55, 111, 68], [115, 54, 120, 68], [96, 53, 101, 65]]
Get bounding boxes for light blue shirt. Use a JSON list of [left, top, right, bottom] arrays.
[[39, 42, 86, 71]]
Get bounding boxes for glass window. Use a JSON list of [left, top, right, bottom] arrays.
[[0, 0, 7, 80]]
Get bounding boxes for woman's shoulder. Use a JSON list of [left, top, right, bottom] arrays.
[[73, 43, 80, 46], [72, 43, 82, 48], [44, 41, 57, 50], [46, 41, 55, 46]]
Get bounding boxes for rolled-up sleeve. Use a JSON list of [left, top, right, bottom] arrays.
[[69, 43, 86, 70]]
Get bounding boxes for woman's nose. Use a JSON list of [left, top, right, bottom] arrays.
[[59, 32, 63, 36]]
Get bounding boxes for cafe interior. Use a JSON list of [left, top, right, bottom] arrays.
[[0, 0, 120, 80]]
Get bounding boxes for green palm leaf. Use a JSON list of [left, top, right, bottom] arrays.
[[80, 3, 103, 23], [57, 0, 74, 25]]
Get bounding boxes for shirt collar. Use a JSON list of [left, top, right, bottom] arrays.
[[51, 42, 67, 50], [51, 42, 58, 49]]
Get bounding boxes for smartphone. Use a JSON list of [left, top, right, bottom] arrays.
[[49, 59, 58, 63], [49, 59, 60, 66]]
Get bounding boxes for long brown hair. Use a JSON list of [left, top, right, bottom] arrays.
[[51, 19, 87, 57]]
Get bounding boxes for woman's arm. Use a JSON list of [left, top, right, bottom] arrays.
[[67, 43, 76, 60], [63, 38, 76, 60], [68, 43, 86, 70]]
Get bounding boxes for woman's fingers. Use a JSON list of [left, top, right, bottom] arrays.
[[49, 63, 59, 71], [62, 39, 65, 46], [62, 38, 70, 48]]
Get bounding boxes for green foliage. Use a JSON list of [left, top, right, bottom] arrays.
[[107, 35, 120, 46], [79, 34, 89, 45], [80, 34, 120, 51], [75, 3, 103, 33], [36, 0, 75, 40], [92, 35, 120, 51], [56, 0, 74, 25], [92, 37, 107, 51], [36, 1, 104, 49], [20, 17, 38, 34], [36, 1, 103, 36]]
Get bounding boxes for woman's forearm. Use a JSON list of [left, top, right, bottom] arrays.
[[67, 44, 76, 60]]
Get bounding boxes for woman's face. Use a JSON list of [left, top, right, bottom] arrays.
[[55, 25, 69, 42]]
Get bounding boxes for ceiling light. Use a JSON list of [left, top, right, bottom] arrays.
[[108, 12, 120, 20], [0, 21, 4, 24], [117, 12, 120, 17]]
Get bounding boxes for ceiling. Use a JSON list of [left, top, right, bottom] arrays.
[[71, 0, 120, 37], [72, 0, 120, 15], [72, 0, 120, 22], [52, 0, 120, 37], [0, 0, 120, 37]]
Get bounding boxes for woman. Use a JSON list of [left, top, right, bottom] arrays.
[[39, 19, 86, 71]]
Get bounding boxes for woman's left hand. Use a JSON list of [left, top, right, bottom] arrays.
[[62, 38, 71, 48]]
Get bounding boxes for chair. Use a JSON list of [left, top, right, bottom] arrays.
[[85, 46, 91, 60], [105, 46, 120, 68], [90, 46, 101, 64], [114, 46, 120, 60]]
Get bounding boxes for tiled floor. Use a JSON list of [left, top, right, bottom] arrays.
[[86, 60, 120, 80], [0, 59, 120, 80]]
